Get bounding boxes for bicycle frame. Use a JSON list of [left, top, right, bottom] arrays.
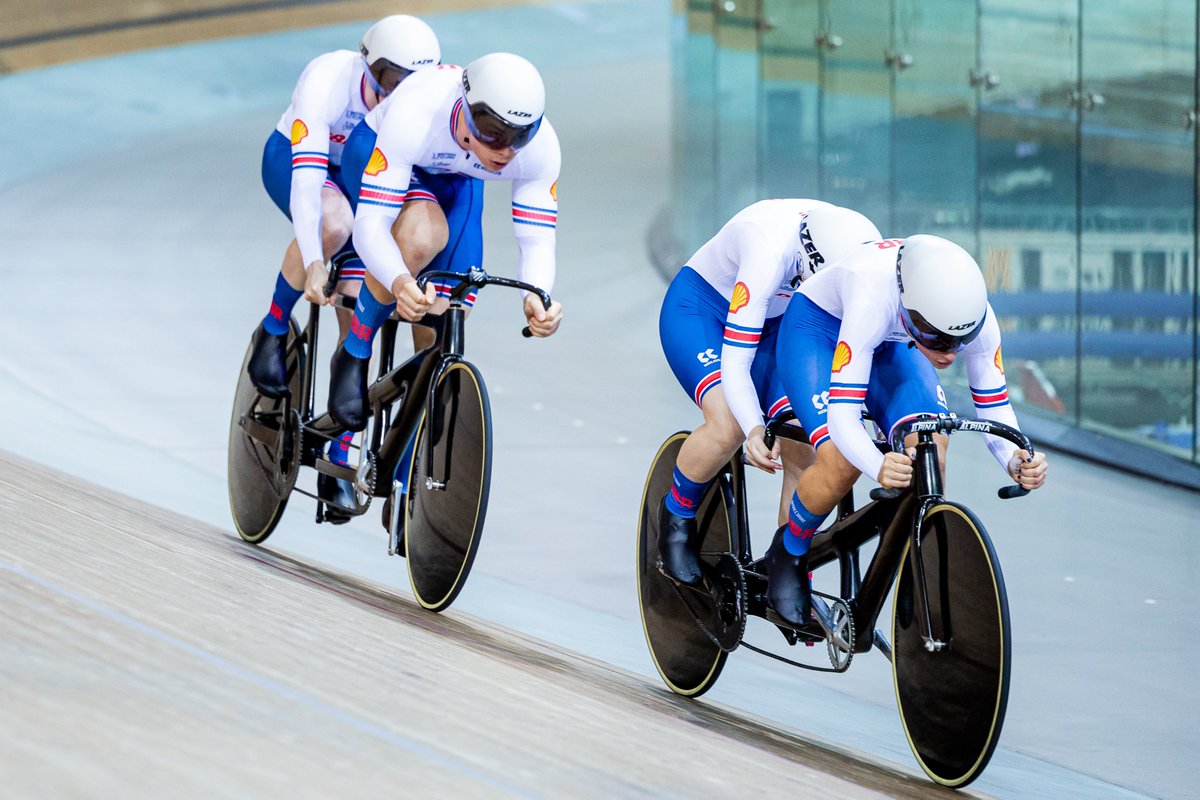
[[722, 413, 1032, 654], [265, 267, 549, 502]]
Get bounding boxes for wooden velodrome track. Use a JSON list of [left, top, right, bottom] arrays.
[[0, 451, 956, 798]]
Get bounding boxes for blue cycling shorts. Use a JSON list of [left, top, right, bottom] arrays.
[[341, 121, 485, 302], [660, 267, 789, 418], [775, 294, 947, 449]]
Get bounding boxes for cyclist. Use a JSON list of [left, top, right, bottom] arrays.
[[329, 51, 563, 435], [657, 200, 881, 586], [770, 234, 1048, 628], [246, 15, 440, 519]]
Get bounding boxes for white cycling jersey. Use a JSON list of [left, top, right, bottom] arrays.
[[275, 50, 374, 269], [799, 239, 1019, 479], [353, 65, 560, 292], [687, 199, 832, 437]]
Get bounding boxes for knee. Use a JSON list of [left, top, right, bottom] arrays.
[[399, 220, 449, 270], [322, 218, 353, 253]]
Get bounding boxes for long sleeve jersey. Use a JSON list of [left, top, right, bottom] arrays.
[[686, 199, 831, 436], [798, 240, 1020, 480], [351, 65, 560, 292], [274, 50, 372, 268]]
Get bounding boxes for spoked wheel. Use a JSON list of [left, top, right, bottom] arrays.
[[227, 320, 304, 544], [637, 432, 737, 697], [405, 360, 491, 612], [892, 502, 1011, 787]]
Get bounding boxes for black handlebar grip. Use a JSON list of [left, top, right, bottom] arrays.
[[870, 487, 903, 501], [522, 326, 534, 338], [998, 485, 1030, 499]]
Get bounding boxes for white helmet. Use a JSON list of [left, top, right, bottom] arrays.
[[797, 205, 881, 280], [461, 53, 545, 150], [896, 234, 988, 352], [360, 15, 440, 95]]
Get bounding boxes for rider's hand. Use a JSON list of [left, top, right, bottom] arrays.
[[304, 260, 333, 305], [744, 425, 782, 474], [524, 295, 563, 337], [392, 276, 435, 322], [877, 450, 914, 489], [1007, 449, 1047, 490]]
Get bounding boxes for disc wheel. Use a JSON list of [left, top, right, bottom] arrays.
[[892, 502, 1011, 787], [637, 432, 737, 697], [405, 360, 491, 612], [227, 320, 304, 544]]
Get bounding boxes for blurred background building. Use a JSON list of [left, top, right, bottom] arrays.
[[662, 0, 1200, 476]]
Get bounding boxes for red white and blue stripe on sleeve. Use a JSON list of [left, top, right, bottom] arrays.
[[829, 382, 868, 404], [722, 322, 762, 349], [512, 202, 557, 229], [292, 151, 329, 171], [971, 384, 1010, 409], [358, 181, 407, 210]]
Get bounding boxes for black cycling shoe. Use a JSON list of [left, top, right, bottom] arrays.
[[766, 526, 813, 628], [328, 345, 370, 432], [318, 472, 355, 525], [657, 499, 703, 586], [247, 323, 290, 398]]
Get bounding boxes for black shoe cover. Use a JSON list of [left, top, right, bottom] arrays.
[[328, 345, 369, 432], [657, 499, 703, 586], [247, 323, 290, 398], [318, 472, 355, 524], [766, 526, 812, 628]]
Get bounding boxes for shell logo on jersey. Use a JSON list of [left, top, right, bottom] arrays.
[[832, 341, 852, 373], [730, 282, 750, 313], [550, 180, 558, 202], [994, 345, 1004, 374], [365, 148, 389, 176], [290, 119, 309, 146]]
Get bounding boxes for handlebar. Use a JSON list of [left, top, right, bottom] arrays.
[[868, 414, 1034, 501], [416, 268, 552, 338]]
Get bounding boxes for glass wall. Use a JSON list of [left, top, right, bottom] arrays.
[[669, 0, 1199, 464]]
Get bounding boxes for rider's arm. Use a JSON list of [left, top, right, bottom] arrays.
[[510, 122, 561, 294], [287, 59, 341, 268], [825, 290, 895, 481], [720, 224, 786, 437], [351, 120, 428, 289], [961, 306, 1021, 470]]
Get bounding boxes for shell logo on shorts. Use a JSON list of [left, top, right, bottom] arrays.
[[832, 341, 852, 373], [994, 345, 1004, 374], [729, 282, 750, 313], [364, 148, 389, 176], [290, 119, 309, 145], [550, 180, 558, 202]]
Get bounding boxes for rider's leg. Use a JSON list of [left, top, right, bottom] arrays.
[[777, 437, 815, 526], [767, 441, 860, 627], [393, 199, 449, 353], [658, 389, 743, 585]]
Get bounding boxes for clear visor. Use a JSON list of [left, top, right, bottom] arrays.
[[366, 58, 413, 97], [463, 100, 541, 151], [900, 304, 985, 352]]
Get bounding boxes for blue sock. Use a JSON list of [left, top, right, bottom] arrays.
[[394, 435, 415, 495], [262, 272, 303, 335], [344, 289, 396, 359], [784, 492, 824, 556], [664, 466, 710, 519], [327, 431, 353, 466]]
